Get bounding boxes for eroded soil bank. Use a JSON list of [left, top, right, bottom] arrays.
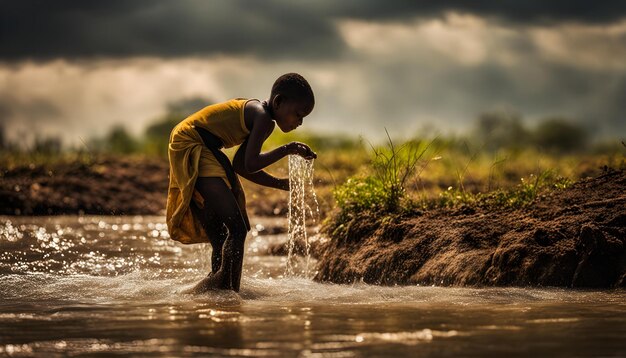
[[314, 169, 626, 288], [0, 157, 289, 216], [0, 158, 169, 215]]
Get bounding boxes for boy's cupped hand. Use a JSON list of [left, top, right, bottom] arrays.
[[287, 141, 317, 160]]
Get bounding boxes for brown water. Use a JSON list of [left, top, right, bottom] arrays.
[[0, 216, 625, 357]]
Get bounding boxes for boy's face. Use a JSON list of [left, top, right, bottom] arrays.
[[273, 96, 313, 132]]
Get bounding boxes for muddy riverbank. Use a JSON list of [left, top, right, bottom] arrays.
[[0, 157, 289, 217], [3, 157, 625, 288], [0, 157, 168, 215], [314, 169, 626, 288]]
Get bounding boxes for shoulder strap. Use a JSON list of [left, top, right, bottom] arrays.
[[194, 126, 251, 231]]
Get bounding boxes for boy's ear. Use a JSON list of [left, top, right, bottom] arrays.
[[273, 94, 283, 109]]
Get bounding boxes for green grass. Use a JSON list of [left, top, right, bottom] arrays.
[[2, 131, 624, 222], [333, 131, 439, 213], [327, 135, 625, 226], [0, 150, 96, 170], [434, 171, 574, 210]]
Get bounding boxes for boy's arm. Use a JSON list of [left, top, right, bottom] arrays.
[[233, 141, 289, 191], [242, 103, 316, 172], [236, 101, 315, 189], [243, 109, 289, 173]]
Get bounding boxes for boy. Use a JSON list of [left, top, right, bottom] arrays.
[[167, 73, 316, 292]]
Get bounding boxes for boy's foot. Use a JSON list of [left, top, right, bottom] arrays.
[[181, 272, 212, 294], [188, 270, 231, 293]]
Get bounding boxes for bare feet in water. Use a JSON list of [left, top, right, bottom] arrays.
[[187, 271, 231, 294]]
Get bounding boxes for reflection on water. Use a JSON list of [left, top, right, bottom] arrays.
[[0, 216, 625, 357]]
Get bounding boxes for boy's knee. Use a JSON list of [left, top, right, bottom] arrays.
[[232, 228, 247, 243], [223, 228, 246, 256], [224, 212, 246, 228], [207, 223, 227, 241]]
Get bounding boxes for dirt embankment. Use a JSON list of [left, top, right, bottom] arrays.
[[0, 158, 170, 215], [0, 157, 288, 216], [314, 169, 626, 288]]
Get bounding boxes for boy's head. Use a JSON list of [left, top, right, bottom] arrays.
[[269, 73, 315, 132], [270, 73, 315, 108]]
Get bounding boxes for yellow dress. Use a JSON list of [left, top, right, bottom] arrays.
[[166, 98, 256, 244]]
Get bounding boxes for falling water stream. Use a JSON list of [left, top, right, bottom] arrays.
[[0, 191, 625, 355], [286, 155, 319, 278]]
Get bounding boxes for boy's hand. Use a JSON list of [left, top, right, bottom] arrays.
[[279, 178, 290, 191], [287, 142, 317, 160]]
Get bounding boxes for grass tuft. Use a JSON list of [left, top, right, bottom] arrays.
[[333, 131, 437, 214]]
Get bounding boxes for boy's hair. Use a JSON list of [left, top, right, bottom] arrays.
[[270, 73, 314, 106]]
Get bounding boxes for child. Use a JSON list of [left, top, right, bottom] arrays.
[[166, 73, 317, 292]]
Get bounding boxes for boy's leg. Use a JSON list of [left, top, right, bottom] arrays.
[[194, 177, 248, 291], [209, 228, 227, 274], [190, 200, 227, 274]]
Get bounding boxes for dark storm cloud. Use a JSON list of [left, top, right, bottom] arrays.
[[2, 0, 626, 61], [0, 0, 345, 61], [324, 1, 626, 24]]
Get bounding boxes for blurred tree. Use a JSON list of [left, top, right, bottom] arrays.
[[166, 97, 208, 116], [0, 123, 5, 150], [473, 110, 530, 152], [143, 113, 181, 157], [33, 136, 62, 155], [106, 125, 137, 154], [533, 118, 589, 153], [264, 130, 361, 152], [142, 97, 213, 157]]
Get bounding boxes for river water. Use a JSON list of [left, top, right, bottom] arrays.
[[0, 215, 624, 357]]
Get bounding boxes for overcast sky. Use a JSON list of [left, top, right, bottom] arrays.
[[1, 1, 625, 146]]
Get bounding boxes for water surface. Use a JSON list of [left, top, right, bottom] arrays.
[[1, 216, 624, 357]]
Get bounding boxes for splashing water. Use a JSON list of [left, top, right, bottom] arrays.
[[1, 216, 625, 357], [286, 155, 320, 278]]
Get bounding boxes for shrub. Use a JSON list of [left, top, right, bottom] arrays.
[[106, 126, 138, 154], [334, 176, 390, 212], [333, 132, 435, 214], [533, 118, 589, 153]]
